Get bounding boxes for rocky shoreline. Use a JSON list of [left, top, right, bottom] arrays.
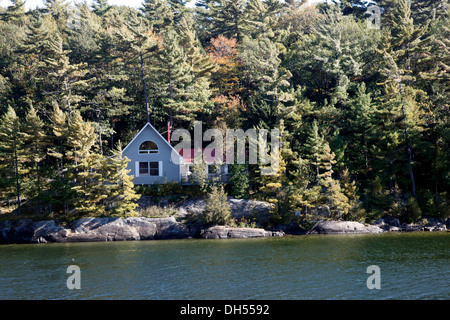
[[0, 198, 448, 244], [0, 217, 285, 244], [306, 218, 448, 235], [0, 215, 447, 244]]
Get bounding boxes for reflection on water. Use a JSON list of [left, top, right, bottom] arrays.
[[0, 232, 449, 300]]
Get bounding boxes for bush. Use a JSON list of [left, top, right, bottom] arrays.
[[160, 181, 183, 196], [140, 205, 178, 218], [202, 185, 232, 225], [403, 196, 422, 223]]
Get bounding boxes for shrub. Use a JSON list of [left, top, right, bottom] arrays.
[[202, 185, 232, 225], [403, 196, 422, 223], [140, 205, 178, 218]]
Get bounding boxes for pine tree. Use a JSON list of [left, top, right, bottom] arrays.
[[189, 153, 208, 192], [201, 0, 248, 42], [377, 0, 430, 199], [155, 28, 196, 125], [103, 143, 140, 217], [228, 163, 250, 199], [178, 13, 216, 80], [339, 168, 362, 220], [1, 0, 26, 26], [239, 35, 292, 122], [242, 0, 283, 39], [419, 14, 450, 201], [141, 0, 174, 32], [44, 31, 91, 113], [44, 0, 70, 33], [22, 104, 49, 211], [66, 111, 106, 216], [304, 120, 325, 180], [48, 102, 68, 167], [285, 5, 381, 105], [167, 0, 189, 24], [177, 13, 215, 109], [116, 13, 159, 124], [47, 102, 73, 215], [0, 106, 26, 215], [316, 142, 351, 219], [257, 124, 295, 225], [410, 0, 448, 27], [91, 0, 112, 17]]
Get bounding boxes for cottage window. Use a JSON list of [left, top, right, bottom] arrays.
[[139, 141, 158, 154], [139, 162, 149, 176], [149, 162, 159, 176], [139, 161, 160, 176]]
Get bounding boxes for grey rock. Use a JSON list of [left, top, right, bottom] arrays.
[[201, 225, 283, 239], [0, 216, 190, 243], [401, 223, 424, 232], [150, 216, 190, 239], [31, 220, 65, 243], [392, 219, 401, 227], [308, 221, 384, 234]]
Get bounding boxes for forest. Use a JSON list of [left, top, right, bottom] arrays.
[[0, 0, 448, 226]]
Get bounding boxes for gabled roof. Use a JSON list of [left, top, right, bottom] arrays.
[[122, 122, 183, 162]]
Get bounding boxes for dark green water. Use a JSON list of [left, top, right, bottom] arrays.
[[0, 232, 448, 300]]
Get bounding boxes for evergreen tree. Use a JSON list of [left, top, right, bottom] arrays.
[[116, 13, 159, 124], [155, 28, 196, 126], [304, 120, 325, 180], [91, 0, 112, 17], [141, 0, 174, 32], [410, 0, 448, 27], [43, 0, 70, 33], [199, 0, 248, 42], [44, 31, 91, 113], [189, 153, 208, 192], [66, 111, 106, 216], [243, 0, 282, 39], [228, 163, 250, 199], [167, 0, 189, 24], [377, 0, 430, 199], [316, 142, 351, 219], [285, 5, 381, 105], [104, 143, 140, 216], [0, 106, 26, 215], [344, 83, 376, 178], [22, 104, 48, 211], [419, 14, 450, 202], [257, 125, 294, 225], [239, 35, 292, 127], [1, 0, 26, 26], [177, 13, 215, 110]]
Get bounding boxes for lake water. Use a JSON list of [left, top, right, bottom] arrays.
[[0, 232, 448, 300]]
